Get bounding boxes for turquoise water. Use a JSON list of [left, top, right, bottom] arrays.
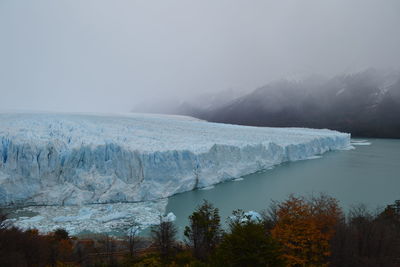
[[166, 139, 400, 234]]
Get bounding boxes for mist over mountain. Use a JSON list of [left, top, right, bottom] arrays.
[[131, 87, 247, 116], [162, 69, 400, 138]]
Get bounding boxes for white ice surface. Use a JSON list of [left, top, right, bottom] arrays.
[[8, 200, 167, 235], [351, 142, 371, 146], [243, 211, 263, 222], [229, 210, 263, 223], [199, 185, 215, 191], [351, 139, 371, 146], [162, 212, 177, 222], [0, 112, 351, 206]]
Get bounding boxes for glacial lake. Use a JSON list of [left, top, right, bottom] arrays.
[[166, 138, 400, 235], [7, 138, 400, 237]]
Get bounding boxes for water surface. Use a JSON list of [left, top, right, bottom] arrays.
[[166, 139, 400, 234]]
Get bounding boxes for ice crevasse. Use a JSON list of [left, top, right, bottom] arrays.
[[0, 112, 351, 206]]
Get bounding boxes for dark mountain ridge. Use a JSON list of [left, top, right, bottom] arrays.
[[180, 69, 400, 138]]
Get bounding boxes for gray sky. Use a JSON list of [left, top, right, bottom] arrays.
[[1, 0, 399, 113]]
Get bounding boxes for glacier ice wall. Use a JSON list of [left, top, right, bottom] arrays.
[[0, 112, 351, 206]]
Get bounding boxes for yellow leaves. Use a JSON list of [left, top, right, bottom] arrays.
[[271, 194, 342, 266]]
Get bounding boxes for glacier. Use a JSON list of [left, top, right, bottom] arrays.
[[8, 199, 168, 235], [0, 112, 351, 206]]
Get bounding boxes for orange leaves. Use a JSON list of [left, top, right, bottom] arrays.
[[271, 194, 342, 266]]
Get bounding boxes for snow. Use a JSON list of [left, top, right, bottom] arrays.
[[8, 200, 167, 235], [0, 112, 351, 206], [351, 140, 371, 146], [243, 211, 263, 222], [229, 210, 263, 223], [53, 207, 94, 223], [199, 185, 215, 190], [352, 142, 371, 146], [162, 212, 176, 222], [20, 215, 45, 223], [305, 155, 322, 160]]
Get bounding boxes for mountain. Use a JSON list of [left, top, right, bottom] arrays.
[[131, 88, 247, 116], [183, 69, 400, 138]]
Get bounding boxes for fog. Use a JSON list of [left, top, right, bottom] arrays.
[[1, 0, 399, 113]]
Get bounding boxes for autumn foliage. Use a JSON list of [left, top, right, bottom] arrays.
[[1, 196, 400, 266], [0, 227, 74, 267], [271, 194, 342, 266]]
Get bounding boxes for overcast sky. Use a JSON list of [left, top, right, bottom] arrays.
[[1, 0, 399, 113]]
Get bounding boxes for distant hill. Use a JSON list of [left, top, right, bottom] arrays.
[[179, 69, 400, 138]]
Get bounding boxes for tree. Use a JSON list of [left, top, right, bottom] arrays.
[[126, 221, 140, 258], [53, 228, 69, 240], [98, 234, 117, 266], [378, 200, 400, 226], [0, 208, 9, 230], [184, 200, 222, 260], [262, 200, 279, 232], [48, 229, 72, 267], [0, 228, 53, 267], [271, 194, 342, 266], [330, 202, 400, 266], [151, 215, 177, 263], [215, 209, 283, 267]]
